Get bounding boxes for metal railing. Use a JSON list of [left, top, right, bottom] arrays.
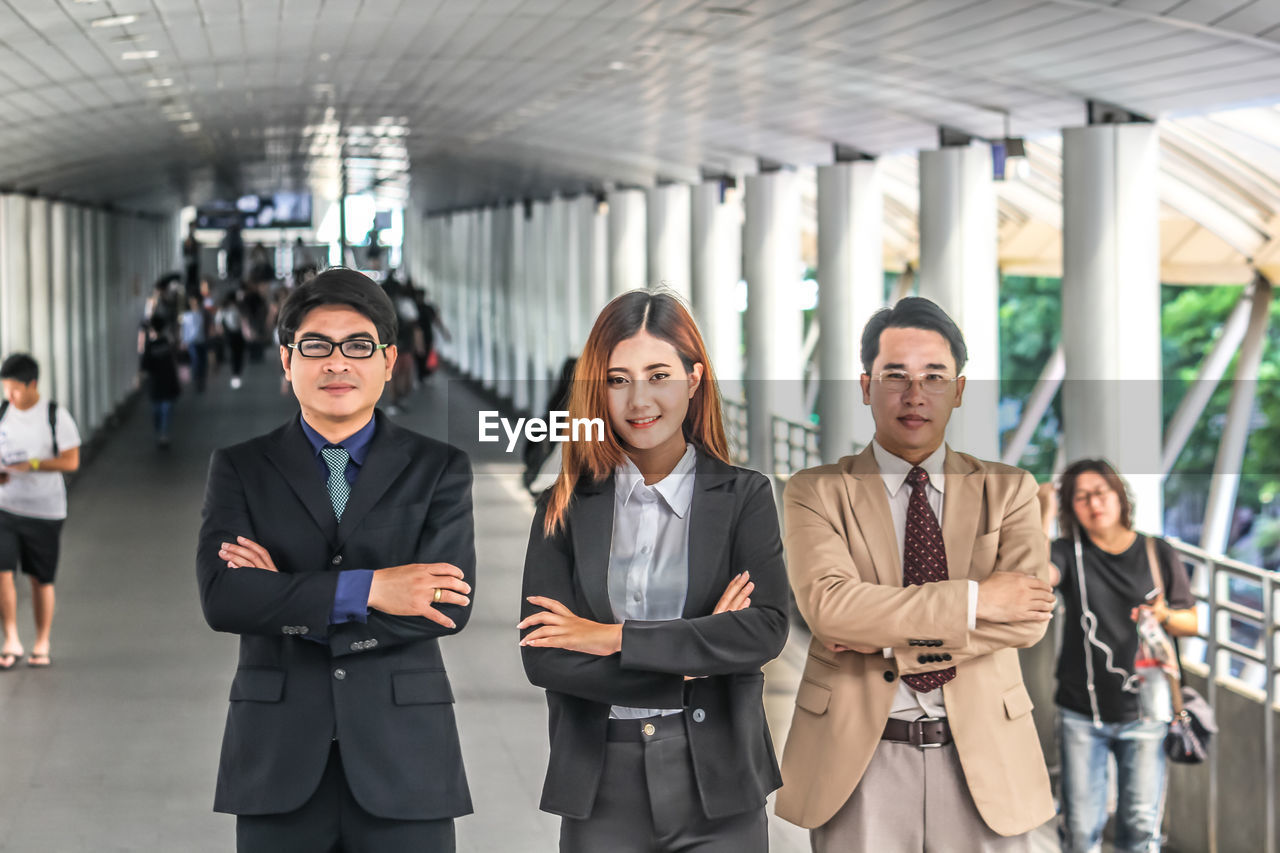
[[771, 415, 822, 478], [722, 398, 750, 466], [1164, 536, 1277, 853]]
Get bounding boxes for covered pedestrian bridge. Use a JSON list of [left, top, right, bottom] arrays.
[[0, 2, 1279, 850]]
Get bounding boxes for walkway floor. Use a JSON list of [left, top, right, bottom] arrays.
[[0, 358, 1058, 851]]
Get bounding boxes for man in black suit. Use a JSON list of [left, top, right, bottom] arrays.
[[197, 268, 475, 851]]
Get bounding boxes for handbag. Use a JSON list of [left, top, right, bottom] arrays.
[[1142, 537, 1217, 764], [1165, 684, 1216, 764]]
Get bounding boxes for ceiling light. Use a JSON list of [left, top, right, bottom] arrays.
[[608, 61, 630, 71], [992, 137, 1028, 181], [705, 6, 752, 15], [91, 14, 139, 28], [146, 78, 174, 88], [178, 122, 201, 134], [121, 49, 158, 60], [165, 111, 194, 121]]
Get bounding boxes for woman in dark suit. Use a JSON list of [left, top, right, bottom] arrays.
[[518, 290, 789, 852]]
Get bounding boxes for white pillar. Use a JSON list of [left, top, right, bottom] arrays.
[[492, 206, 513, 401], [50, 203, 71, 407], [67, 207, 87, 428], [1062, 123, 1163, 532], [87, 210, 105, 429], [528, 200, 551, 415], [561, 197, 585, 358], [818, 161, 884, 463], [543, 198, 567, 377], [27, 200, 53, 400], [647, 184, 691, 299], [511, 206, 530, 412], [1, 195, 31, 356], [691, 180, 743, 385], [480, 208, 497, 390], [582, 196, 609, 328], [918, 144, 1000, 462], [607, 189, 646, 296], [744, 171, 805, 472]]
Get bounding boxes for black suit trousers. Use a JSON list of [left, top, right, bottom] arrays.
[[236, 743, 455, 853]]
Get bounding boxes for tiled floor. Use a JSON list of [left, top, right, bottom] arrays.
[[0, 361, 1059, 851]]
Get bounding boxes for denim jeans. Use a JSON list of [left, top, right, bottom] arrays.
[[1058, 707, 1168, 853], [152, 400, 174, 441]]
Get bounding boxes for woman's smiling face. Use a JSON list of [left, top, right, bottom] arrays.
[[605, 330, 702, 462]]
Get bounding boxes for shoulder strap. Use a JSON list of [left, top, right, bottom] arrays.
[[1144, 535, 1164, 603], [0, 399, 7, 421], [1145, 534, 1187, 704], [48, 401, 58, 457]]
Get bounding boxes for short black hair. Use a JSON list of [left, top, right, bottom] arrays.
[[276, 268, 398, 354], [0, 353, 38, 384], [860, 296, 968, 374]]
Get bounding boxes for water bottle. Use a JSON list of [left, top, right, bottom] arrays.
[[1135, 608, 1174, 723]]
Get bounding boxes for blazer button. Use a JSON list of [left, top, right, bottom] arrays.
[[298, 626, 309, 635], [883, 671, 895, 683], [282, 626, 292, 634], [333, 668, 347, 680], [332, 555, 343, 566], [917, 655, 928, 664], [367, 638, 377, 648], [942, 653, 952, 661], [692, 708, 706, 723], [351, 641, 362, 651]]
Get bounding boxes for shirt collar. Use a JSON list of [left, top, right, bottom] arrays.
[[299, 413, 377, 467], [871, 439, 947, 499], [614, 444, 698, 518]]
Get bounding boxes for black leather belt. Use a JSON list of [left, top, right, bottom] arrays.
[[882, 717, 952, 748], [606, 715, 686, 742]]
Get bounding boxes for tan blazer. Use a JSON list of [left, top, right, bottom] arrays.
[[775, 445, 1054, 837]]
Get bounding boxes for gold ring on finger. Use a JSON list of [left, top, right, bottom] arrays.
[[433, 587, 442, 604]]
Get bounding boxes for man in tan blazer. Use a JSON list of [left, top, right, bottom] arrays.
[[777, 297, 1056, 852]]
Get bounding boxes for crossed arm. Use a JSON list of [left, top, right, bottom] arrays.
[[785, 470, 1053, 673], [519, 475, 789, 705], [197, 447, 476, 653]]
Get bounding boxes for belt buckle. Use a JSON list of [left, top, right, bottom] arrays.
[[911, 716, 944, 749]]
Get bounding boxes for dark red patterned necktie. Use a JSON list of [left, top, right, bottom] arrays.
[[901, 466, 956, 692]]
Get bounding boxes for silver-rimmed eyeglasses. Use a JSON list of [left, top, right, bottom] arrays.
[[872, 370, 957, 395], [288, 338, 388, 359]]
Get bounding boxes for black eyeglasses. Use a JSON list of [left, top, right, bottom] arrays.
[[288, 338, 387, 359]]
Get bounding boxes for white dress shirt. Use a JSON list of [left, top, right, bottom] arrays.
[[608, 444, 698, 719], [870, 440, 978, 720]]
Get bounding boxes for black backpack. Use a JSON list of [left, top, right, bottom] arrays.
[[0, 399, 59, 456]]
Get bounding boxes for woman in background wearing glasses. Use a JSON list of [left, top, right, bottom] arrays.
[[1038, 460, 1198, 853], [518, 289, 788, 852]]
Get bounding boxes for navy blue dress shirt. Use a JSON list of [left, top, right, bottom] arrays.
[[300, 413, 376, 626]]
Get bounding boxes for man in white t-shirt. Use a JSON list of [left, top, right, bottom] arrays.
[[0, 354, 82, 669]]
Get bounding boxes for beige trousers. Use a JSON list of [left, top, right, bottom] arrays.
[[811, 740, 1032, 853]]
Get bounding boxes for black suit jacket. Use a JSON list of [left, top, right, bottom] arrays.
[[520, 450, 788, 821], [196, 411, 475, 820]]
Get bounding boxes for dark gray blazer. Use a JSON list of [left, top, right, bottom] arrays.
[[520, 449, 788, 821], [196, 411, 475, 821]]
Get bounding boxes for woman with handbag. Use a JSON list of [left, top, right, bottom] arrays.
[[1038, 459, 1198, 853], [518, 290, 788, 852]]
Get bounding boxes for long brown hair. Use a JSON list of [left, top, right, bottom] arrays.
[[542, 290, 729, 535], [1055, 458, 1134, 536]]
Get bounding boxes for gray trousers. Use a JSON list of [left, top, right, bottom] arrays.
[[561, 725, 768, 853], [811, 740, 1031, 853]]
